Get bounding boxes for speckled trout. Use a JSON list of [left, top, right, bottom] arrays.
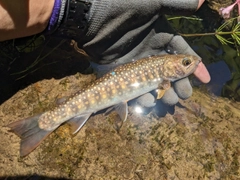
[[7, 54, 200, 156]]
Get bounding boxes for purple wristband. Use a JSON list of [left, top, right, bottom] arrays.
[[48, 0, 61, 31]]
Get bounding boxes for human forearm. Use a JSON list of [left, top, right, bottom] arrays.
[[0, 0, 54, 41]]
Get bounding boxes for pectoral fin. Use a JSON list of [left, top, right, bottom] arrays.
[[157, 80, 171, 99], [67, 113, 92, 134], [156, 89, 165, 99]]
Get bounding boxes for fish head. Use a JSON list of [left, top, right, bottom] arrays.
[[161, 54, 201, 81]]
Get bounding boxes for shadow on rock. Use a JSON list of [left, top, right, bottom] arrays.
[[0, 38, 91, 105]]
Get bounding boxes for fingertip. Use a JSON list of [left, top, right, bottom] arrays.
[[161, 88, 179, 106], [136, 93, 156, 108], [174, 78, 192, 100]]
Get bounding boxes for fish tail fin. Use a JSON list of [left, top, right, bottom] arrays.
[[7, 113, 55, 157]]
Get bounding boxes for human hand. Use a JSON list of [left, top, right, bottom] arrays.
[[76, 0, 210, 114]]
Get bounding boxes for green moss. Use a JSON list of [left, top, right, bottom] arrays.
[[203, 161, 215, 172], [230, 152, 240, 175], [59, 78, 70, 90]]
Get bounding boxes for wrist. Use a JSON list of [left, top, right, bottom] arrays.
[[48, 0, 92, 40]]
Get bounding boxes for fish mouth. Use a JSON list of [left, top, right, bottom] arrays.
[[195, 58, 202, 70], [197, 58, 202, 64], [190, 58, 202, 70], [195, 56, 202, 65]]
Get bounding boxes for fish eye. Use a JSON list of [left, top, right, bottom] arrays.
[[182, 58, 192, 66]]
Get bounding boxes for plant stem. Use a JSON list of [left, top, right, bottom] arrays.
[[179, 31, 236, 37]]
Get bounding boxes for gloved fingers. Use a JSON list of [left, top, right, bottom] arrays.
[[135, 93, 156, 108], [133, 93, 156, 115], [173, 77, 193, 100], [149, 32, 174, 51], [161, 87, 179, 106], [133, 92, 175, 116]]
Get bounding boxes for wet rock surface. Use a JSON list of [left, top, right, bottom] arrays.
[[1, 73, 240, 179]]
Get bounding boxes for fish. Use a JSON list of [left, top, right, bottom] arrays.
[[7, 54, 200, 157]]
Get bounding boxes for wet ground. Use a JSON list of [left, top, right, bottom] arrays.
[[1, 0, 240, 179], [1, 73, 240, 179]]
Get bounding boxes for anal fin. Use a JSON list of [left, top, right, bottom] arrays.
[[67, 113, 92, 134]]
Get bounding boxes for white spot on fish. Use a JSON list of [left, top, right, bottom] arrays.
[[131, 82, 140, 87]]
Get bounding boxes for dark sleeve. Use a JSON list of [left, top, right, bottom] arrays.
[[160, 0, 199, 15]]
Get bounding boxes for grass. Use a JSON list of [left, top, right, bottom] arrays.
[[168, 16, 240, 55]]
